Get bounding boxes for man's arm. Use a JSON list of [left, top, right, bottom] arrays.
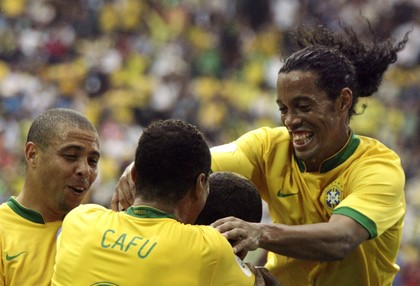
[[212, 214, 369, 261]]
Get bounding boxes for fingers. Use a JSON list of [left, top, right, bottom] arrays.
[[117, 180, 134, 210], [211, 217, 246, 240], [211, 217, 259, 254], [232, 238, 251, 255], [111, 163, 136, 211], [211, 216, 242, 228], [253, 266, 282, 286], [111, 191, 120, 211], [235, 248, 249, 260]]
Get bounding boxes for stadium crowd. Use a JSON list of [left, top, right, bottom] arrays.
[[0, 0, 419, 285]]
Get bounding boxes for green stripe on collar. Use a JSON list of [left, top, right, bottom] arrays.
[[320, 133, 360, 173], [126, 205, 176, 219], [295, 132, 360, 173], [6, 197, 45, 224]]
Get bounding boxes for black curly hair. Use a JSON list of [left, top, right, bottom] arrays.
[[279, 22, 410, 118], [195, 171, 262, 225], [134, 119, 211, 204]]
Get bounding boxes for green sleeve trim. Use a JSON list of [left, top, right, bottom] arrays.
[[333, 206, 377, 239]]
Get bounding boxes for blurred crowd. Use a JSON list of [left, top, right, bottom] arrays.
[[0, 0, 419, 284]]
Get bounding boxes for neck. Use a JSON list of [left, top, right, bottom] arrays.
[[133, 198, 181, 220], [303, 128, 352, 172], [132, 196, 195, 224], [16, 187, 64, 222]]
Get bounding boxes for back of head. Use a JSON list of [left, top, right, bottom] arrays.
[[279, 22, 409, 118], [134, 119, 211, 204], [27, 108, 97, 150], [195, 171, 262, 225]]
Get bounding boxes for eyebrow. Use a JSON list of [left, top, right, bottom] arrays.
[[276, 95, 314, 105], [59, 145, 101, 157]]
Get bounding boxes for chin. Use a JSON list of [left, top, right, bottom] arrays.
[[295, 151, 316, 162], [295, 151, 320, 169]]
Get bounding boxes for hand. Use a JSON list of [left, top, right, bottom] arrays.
[[211, 216, 261, 255], [246, 264, 282, 286], [111, 162, 135, 211]]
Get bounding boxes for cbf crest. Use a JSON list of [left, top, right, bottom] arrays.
[[325, 183, 343, 209]]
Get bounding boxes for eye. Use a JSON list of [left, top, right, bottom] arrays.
[[297, 104, 311, 112], [278, 106, 288, 114], [64, 154, 78, 161], [88, 157, 99, 167]]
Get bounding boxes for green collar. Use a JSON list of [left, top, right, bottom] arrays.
[[6, 197, 45, 224], [296, 132, 360, 173], [126, 205, 176, 219]]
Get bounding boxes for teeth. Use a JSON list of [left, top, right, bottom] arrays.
[[71, 187, 84, 193], [292, 133, 312, 144], [293, 133, 311, 140]]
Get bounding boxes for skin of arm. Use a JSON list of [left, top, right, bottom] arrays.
[[212, 214, 369, 262], [111, 162, 135, 211]]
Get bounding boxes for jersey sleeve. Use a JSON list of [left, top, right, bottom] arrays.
[[211, 127, 288, 197], [206, 229, 255, 286], [333, 152, 405, 238]]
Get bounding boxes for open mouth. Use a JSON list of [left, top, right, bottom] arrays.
[[291, 131, 314, 148], [69, 186, 85, 194]]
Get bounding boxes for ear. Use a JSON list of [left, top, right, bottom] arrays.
[[338, 87, 353, 113], [25, 142, 39, 167], [192, 173, 209, 201]]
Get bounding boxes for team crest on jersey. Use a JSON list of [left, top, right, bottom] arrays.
[[325, 185, 342, 209]]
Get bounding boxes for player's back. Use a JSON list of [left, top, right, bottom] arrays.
[[52, 204, 255, 286]]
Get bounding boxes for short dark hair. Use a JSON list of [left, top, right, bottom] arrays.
[[134, 119, 211, 204], [27, 108, 97, 150], [195, 171, 262, 225]]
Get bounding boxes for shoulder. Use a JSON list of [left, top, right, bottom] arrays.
[[355, 135, 403, 170], [211, 126, 289, 153], [183, 224, 225, 242], [344, 135, 405, 191], [192, 225, 233, 250], [64, 203, 108, 221], [240, 126, 289, 142], [0, 202, 9, 214]]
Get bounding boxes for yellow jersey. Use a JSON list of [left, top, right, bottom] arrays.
[[0, 197, 62, 286], [211, 126, 406, 286], [52, 204, 256, 286]]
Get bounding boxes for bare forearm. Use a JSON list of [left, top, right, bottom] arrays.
[[257, 221, 365, 261], [213, 215, 369, 262]]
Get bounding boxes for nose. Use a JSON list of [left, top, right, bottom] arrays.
[[283, 111, 302, 129], [76, 158, 92, 178]]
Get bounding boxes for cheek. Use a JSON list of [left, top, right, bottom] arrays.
[[323, 115, 338, 128], [90, 168, 99, 180]]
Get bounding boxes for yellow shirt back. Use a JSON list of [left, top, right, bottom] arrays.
[[52, 204, 255, 286]]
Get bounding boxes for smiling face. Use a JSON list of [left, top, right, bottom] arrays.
[[276, 70, 352, 171], [25, 125, 100, 220]]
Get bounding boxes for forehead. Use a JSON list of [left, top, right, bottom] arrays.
[[50, 126, 100, 153], [276, 70, 327, 102], [277, 70, 319, 92]]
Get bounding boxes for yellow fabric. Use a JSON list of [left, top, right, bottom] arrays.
[[0, 198, 62, 286], [52, 204, 255, 286], [211, 126, 406, 286]]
